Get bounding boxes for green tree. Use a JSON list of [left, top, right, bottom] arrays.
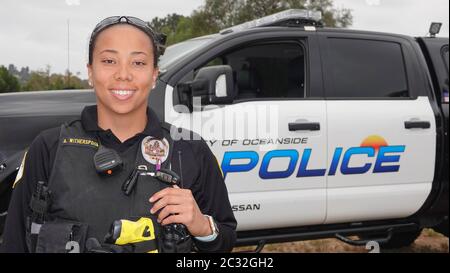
[[152, 13, 184, 34], [0, 65, 20, 93], [22, 67, 89, 91], [49, 74, 66, 90], [156, 0, 352, 46], [62, 72, 89, 90], [152, 14, 197, 45], [196, 0, 352, 30], [22, 69, 49, 91]]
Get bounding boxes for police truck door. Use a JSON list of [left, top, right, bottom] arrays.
[[165, 32, 327, 231], [320, 33, 436, 224]]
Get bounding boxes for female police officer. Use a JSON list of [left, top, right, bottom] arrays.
[[2, 16, 236, 253]]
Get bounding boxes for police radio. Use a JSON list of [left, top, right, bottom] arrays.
[[93, 144, 123, 176]]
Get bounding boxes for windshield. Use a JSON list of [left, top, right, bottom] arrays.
[[159, 37, 213, 71]]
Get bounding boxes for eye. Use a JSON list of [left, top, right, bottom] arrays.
[[133, 61, 147, 66], [101, 59, 116, 64]]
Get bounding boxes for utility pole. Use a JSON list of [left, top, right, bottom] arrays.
[[67, 18, 70, 88]]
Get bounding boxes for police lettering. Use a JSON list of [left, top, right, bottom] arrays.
[[63, 138, 99, 148], [221, 145, 406, 179]]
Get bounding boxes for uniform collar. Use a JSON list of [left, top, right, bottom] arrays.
[[81, 105, 164, 139]]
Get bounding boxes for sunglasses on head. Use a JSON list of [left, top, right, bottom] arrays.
[[90, 16, 166, 55]]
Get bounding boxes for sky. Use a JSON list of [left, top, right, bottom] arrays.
[[0, 0, 448, 79]]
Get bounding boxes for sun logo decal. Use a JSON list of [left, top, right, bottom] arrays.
[[360, 135, 388, 152]]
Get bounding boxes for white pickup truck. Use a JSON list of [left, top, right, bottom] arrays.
[[1, 10, 448, 250]]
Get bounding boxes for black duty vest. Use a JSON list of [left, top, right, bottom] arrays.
[[46, 120, 173, 242]]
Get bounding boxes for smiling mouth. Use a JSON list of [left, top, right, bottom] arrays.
[[110, 89, 137, 101]]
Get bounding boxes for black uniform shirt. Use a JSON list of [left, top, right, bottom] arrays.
[[1, 105, 237, 253]]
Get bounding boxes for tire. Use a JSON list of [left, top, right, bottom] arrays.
[[433, 218, 449, 237], [360, 228, 423, 249]]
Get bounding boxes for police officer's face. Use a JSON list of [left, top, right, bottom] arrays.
[[87, 24, 158, 115]]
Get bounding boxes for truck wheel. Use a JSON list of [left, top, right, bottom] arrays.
[[0, 183, 13, 236], [433, 219, 449, 237], [361, 229, 423, 249]]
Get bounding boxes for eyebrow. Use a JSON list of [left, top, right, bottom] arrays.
[[131, 51, 148, 56], [99, 49, 118, 55], [99, 49, 148, 56]]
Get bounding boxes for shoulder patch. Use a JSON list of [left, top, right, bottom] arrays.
[[13, 151, 27, 188]]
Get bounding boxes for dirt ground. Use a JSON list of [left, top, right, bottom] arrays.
[[233, 229, 449, 253]]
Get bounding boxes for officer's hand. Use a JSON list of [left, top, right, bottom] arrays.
[[149, 186, 212, 237]]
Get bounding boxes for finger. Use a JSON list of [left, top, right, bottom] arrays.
[[151, 193, 192, 213], [150, 195, 178, 214], [161, 214, 184, 226], [151, 194, 193, 214], [149, 187, 174, 203], [157, 205, 183, 223], [149, 187, 183, 203]]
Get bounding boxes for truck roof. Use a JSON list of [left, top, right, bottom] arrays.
[[177, 25, 439, 54], [159, 10, 448, 72]]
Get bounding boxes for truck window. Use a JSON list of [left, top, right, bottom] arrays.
[[159, 37, 213, 71], [326, 38, 409, 98], [201, 42, 306, 100]]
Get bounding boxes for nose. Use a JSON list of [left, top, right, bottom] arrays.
[[114, 63, 132, 81]]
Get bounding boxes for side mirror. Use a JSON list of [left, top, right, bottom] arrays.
[[176, 65, 235, 111]]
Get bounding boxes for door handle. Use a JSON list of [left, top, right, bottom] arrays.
[[288, 122, 320, 131], [404, 121, 431, 129]]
